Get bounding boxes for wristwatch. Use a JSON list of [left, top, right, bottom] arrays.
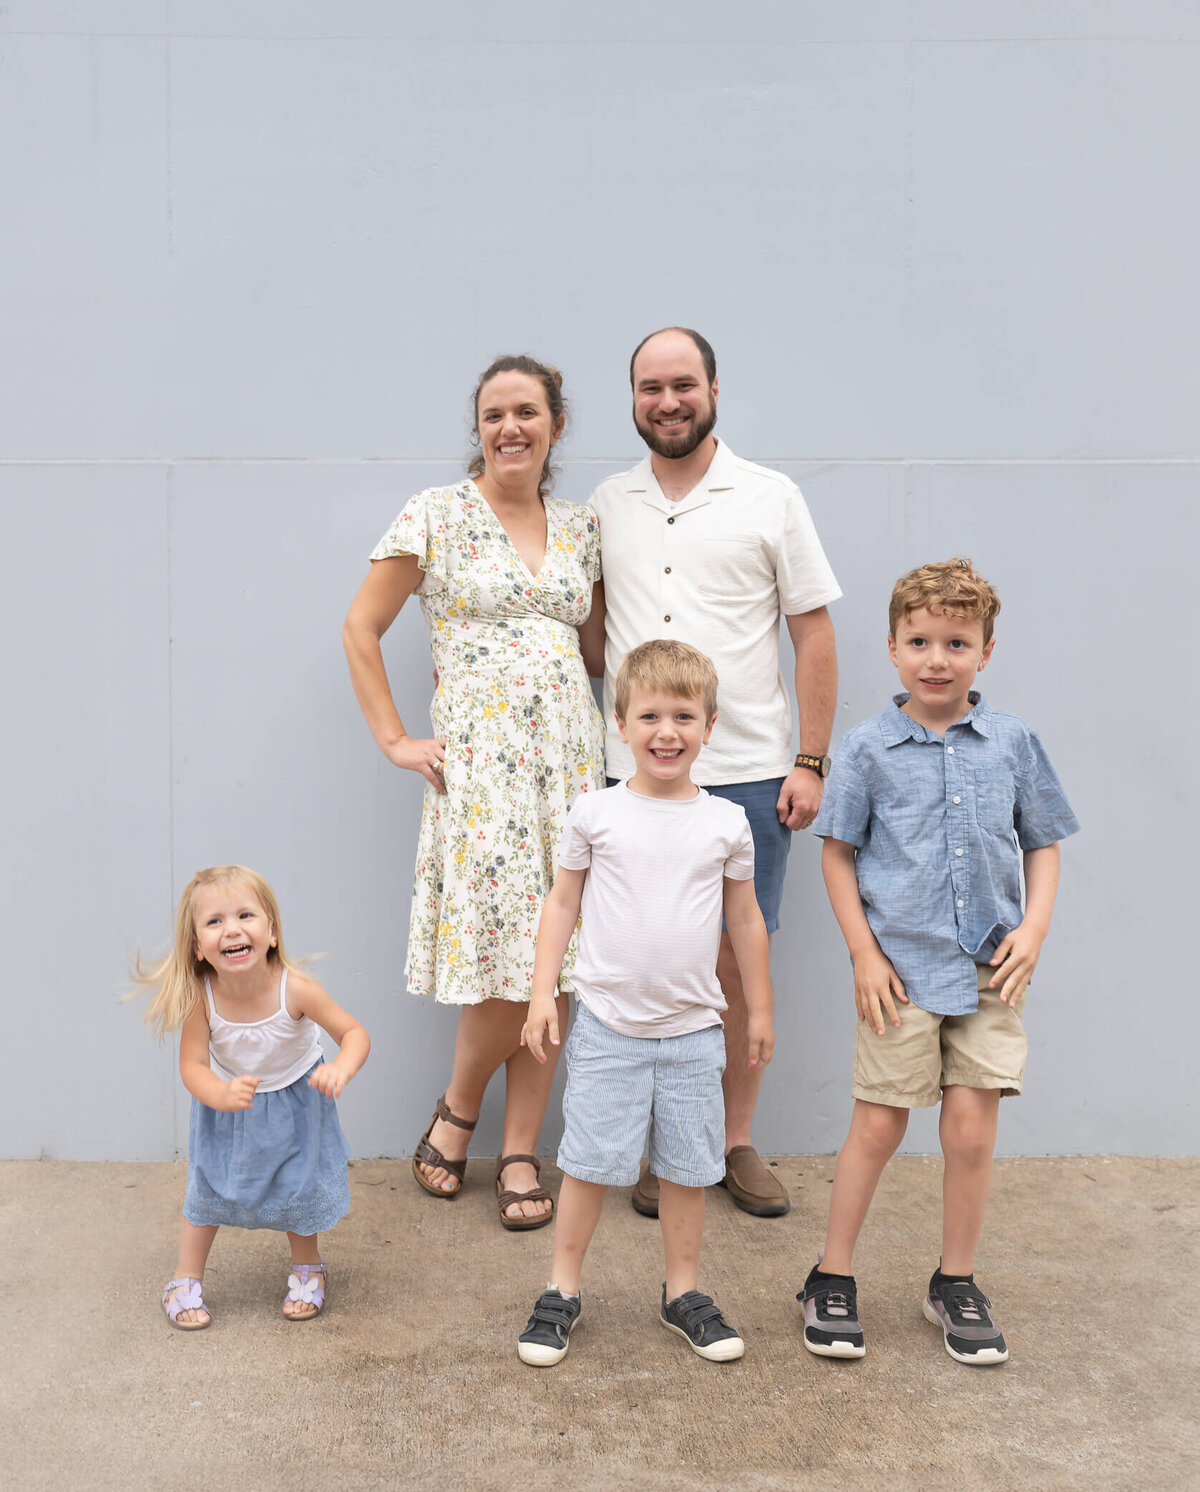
[[794, 752, 832, 778]]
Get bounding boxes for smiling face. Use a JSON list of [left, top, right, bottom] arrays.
[[475, 371, 561, 489], [631, 330, 718, 460], [192, 880, 277, 976], [618, 684, 715, 799], [888, 605, 995, 730]]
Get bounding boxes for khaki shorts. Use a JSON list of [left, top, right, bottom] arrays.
[[852, 964, 1028, 1109]]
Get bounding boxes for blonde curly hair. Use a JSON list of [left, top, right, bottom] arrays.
[[889, 557, 1002, 645]]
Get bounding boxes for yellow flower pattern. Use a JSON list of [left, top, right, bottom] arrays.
[[370, 482, 604, 1004]]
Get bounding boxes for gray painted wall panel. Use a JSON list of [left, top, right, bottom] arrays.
[[1, 4, 1195, 1158]]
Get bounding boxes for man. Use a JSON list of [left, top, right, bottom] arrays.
[[580, 327, 840, 1218]]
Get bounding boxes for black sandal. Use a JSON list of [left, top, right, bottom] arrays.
[[495, 1153, 554, 1232], [412, 1093, 477, 1198]]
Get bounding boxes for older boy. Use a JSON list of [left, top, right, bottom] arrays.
[[517, 640, 773, 1367], [803, 559, 1078, 1365]]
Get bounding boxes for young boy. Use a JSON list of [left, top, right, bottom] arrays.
[[517, 639, 774, 1367], [803, 558, 1078, 1366]]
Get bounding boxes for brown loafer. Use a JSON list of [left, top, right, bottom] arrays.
[[631, 1165, 659, 1217], [719, 1145, 790, 1217]]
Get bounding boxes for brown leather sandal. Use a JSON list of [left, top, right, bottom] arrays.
[[412, 1093, 477, 1198], [495, 1153, 554, 1232]]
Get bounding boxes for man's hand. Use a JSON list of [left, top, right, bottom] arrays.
[[852, 947, 908, 1036], [776, 766, 823, 830]]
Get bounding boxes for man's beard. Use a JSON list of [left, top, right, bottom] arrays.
[[634, 399, 717, 459]]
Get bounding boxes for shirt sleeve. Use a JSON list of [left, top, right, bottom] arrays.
[[724, 811, 756, 881], [812, 745, 871, 847], [369, 489, 447, 586], [1013, 729, 1081, 851], [556, 794, 594, 870], [775, 484, 843, 616]]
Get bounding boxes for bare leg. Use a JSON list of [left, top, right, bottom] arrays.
[[283, 1231, 323, 1319], [548, 1176, 607, 1294], [821, 1100, 909, 1274], [659, 1180, 706, 1300], [499, 992, 569, 1220], [718, 931, 764, 1150], [939, 1085, 1001, 1275], [170, 1221, 218, 1326]]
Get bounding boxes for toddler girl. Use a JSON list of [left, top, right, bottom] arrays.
[[132, 865, 370, 1329]]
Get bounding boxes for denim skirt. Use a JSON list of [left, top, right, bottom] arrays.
[[184, 1059, 351, 1235]]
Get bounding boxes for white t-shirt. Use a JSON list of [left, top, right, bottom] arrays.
[[591, 439, 842, 785], [557, 782, 755, 1039]]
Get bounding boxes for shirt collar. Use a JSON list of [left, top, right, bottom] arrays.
[[621, 438, 740, 514], [881, 691, 990, 746]]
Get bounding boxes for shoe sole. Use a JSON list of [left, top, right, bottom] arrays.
[[518, 1308, 581, 1367], [803, 1331, 865, 1359], [921, 1298, 1009, 1365], [660, 1314, 745, 1362]]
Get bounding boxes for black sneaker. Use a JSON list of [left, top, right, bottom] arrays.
[[659, 1285, 745, 1362], [798, 1262, 866, 1358], [517, 1288, 581, 1367], [922, 1269, 1008, 1365]]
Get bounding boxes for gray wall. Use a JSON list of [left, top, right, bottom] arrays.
[[2, 3, 1196, 1159]]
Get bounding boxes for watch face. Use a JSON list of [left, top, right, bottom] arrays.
[[820, 755, 832, 778]]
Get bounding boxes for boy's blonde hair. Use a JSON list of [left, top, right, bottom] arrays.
[[614, 639, 719, 722], [128, 865, 301, 1041], [889, 557, 1002, 645]]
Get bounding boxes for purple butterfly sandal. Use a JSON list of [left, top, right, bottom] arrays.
[[284, 1262, 327, 1321], [162, 1276, 210, 1331]]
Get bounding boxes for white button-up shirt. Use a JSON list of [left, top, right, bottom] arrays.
[[591, 440, 841, 785]]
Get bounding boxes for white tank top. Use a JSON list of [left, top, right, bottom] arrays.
[[204, 969, 325, 1093]]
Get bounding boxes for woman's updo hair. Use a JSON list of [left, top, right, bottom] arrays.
[[468, 354, 567, 495]]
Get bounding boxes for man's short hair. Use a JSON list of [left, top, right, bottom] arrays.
[[889, 557, 1002, 644], [628, 327, 717, 388], [614, 639, 720, 722]]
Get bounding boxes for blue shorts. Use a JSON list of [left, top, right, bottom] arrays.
[[605, 775, 791, 932], [557, 1002, 727, 1189]]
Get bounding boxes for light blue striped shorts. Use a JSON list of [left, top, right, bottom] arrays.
[[557, 1001, 727, 1189]]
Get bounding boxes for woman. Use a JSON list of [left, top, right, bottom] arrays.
[[343, 355, 604, 1229]]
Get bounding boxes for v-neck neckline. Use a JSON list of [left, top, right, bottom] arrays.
[[466, 479, 549, 582]]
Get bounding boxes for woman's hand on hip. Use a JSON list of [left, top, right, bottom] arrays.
[[386, 734, 449, 794]]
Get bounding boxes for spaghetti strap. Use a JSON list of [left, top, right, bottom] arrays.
[[203, 976, 217, 1019], [279, 967, 289, 1012]]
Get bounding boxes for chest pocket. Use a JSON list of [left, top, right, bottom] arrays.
[[972, 765, 1017, 836], [693, 535, 771, 600]]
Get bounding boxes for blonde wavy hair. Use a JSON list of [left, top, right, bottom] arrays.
[[889, 557, 1002, 645], [614, 639, 719, 723], [128, 865, 301, 1041]]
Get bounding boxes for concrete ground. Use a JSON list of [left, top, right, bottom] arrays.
[[3, 1156, 1196, 1491]]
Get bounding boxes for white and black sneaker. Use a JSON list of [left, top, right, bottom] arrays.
[[518, 1288, 581, 1367], [922, 1268, 1008, 1365], [659, 1285, 745, 1362], [798, 1262, 866, 1358]]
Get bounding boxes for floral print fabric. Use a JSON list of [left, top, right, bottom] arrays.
[[371, 481, 605, 1004]]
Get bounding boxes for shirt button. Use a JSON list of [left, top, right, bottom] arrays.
[[664, 566, 671, 573], [957, 899, 965, 908], [947, 746, 955, 754], [664, 615, 671, 623], [667, 516, 675, 524], [955, 848, 964, 857], [952, 796, 961, 804]]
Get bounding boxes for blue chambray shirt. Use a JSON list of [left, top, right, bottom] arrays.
[[812, 693, 1080, 1016]]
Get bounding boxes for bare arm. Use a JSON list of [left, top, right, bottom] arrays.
[[521, 865, 587, 1062], [577, 579, 607, 679], [178, 999, 259, 1112], [342, 554, 447, 794], [722, 876, 774, 1068], [290, 974, 372, 1099], [777, 606, 838, 830], [821, 837, 908, 1036], [987, 842, 1061, 1004]]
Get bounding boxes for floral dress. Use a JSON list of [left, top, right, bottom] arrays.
[[371, 482, 605, 1004]]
